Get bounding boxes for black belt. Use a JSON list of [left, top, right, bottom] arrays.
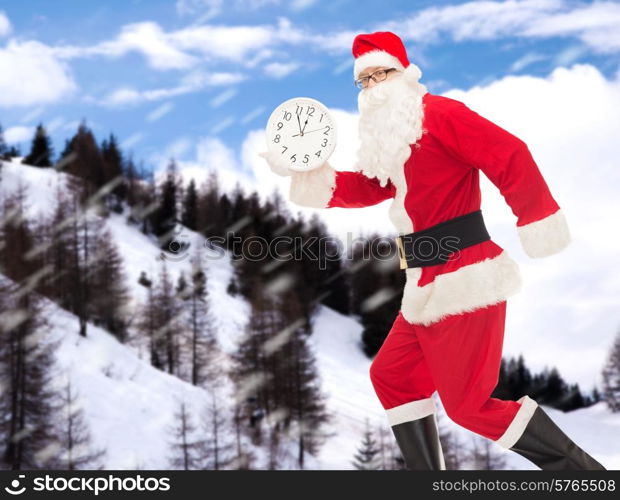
[[395, 210, 490, 269]]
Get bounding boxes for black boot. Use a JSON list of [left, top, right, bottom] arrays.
[[509, 405, 606, 470], [391, 414, 446, 470]]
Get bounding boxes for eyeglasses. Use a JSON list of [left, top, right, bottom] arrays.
[[354, 68, 399, 89]]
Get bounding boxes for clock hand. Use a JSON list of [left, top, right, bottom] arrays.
[[296, 114, 303, 135], [295, 127, 326, 135], [301, 118, 309, 135]]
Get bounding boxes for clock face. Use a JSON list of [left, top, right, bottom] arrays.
[[265, 97, 337, 172]]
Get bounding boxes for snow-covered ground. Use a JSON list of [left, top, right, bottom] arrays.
[[1, 158, 618, 469]]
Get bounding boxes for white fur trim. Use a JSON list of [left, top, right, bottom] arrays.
[[288, 161, 336, 208], [517, 208, 571, 258], [354, 49, 406, 80], [386, 397, 436, 426], [402, 62, 422, 82], [495, 395, 539, 449], [401, 250, 522, 326], [387, 161, 414, 233]]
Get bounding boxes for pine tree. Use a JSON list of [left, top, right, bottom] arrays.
[[6, 145, 21, 159], [63, 121, 106, 208], [182, 179, 198, 231], [0, 122, 8, 160], [88, 229, 130, 341], [230, 285, 273, 447], [66, 192, 100, 337], [151, 159, 179, 248], [124, 154, 138, 208], [299, 213, 350, 315], [39, 185, 72, 307], [100, 133, 126, 210], [167, 399, 207, 470], [602, 329, 620, 412], [197, 170, 223, 237], [23, 123, 53, 167], [56, 374, 106, 469], [182, 254, 218, 385], [352, 418, 381, 470], [277, 290, 330, 469], [152, 263, 182, 375], [136, 272, 163, 369], [348, 234, 404, 356], [0, 190, 64, 469]]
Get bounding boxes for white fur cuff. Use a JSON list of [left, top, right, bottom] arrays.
[[385, 397, 437, 426], [517, 209, 571, 258], [289, 162, 337, 208], [495, 395, 539, 449]]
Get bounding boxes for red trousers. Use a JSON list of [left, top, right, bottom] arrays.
[[370, 300, 527, 444]]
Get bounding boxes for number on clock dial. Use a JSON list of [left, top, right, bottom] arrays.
[[269, 102, 334, 169]]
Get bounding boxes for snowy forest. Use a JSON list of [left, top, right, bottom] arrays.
[[0, 121, 619, 470]]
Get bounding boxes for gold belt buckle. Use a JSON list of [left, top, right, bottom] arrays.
[[395, 235, 408, 270]]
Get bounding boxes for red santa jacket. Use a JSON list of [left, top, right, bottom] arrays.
[[288, 92, 571, 326]]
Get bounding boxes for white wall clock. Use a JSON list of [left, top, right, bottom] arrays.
[[265, 97, 337, 172]]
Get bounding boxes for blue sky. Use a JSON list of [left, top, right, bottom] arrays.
[[1, 0, 619, 175]]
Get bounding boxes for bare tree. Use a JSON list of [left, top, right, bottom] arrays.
[[56, 374, 106, 469], [467, 435, 507, 470], [201, 388, 234, 470], [602, 328, 620, 412], [167, 399, 207, 470]]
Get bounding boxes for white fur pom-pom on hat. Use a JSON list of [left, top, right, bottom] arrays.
[[403, 62, 422, 83]]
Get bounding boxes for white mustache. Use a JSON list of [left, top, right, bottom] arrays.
[[358, 81, 390, 112]]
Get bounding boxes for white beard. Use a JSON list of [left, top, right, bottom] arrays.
[[355, 71, 428, 187]]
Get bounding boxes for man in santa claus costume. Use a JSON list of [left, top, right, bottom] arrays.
[[259, 31, 606, 471]]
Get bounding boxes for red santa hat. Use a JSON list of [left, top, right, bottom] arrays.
[[352, 31, 422, 83]]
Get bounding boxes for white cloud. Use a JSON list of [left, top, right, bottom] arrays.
[[102, 70, 245, 107], [240, 106, 266, 124], [379, 0, 620, 56], [263, 61, 300, 79], [0, 39, 77, 108], [553, 44, 588, 67], [0, 11, 11, 37], [120, 132, 144, 150], [146, 102, 175, 122], [509, 51, 546, 72], [176, 0, 223, 20], [55, 22, 199, 70], [4, 125, 34, 144], [19, 107, 45, 124], [524, 0, 620, 53], [53, 17, 306, 70], [177, 0, 285, 20], [209, 88, 237, 107], [209, 116, 235, 134], [290, 0, 317, 11]]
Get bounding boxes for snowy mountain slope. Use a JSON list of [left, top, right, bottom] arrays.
[[1, 157, 618, 470]]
